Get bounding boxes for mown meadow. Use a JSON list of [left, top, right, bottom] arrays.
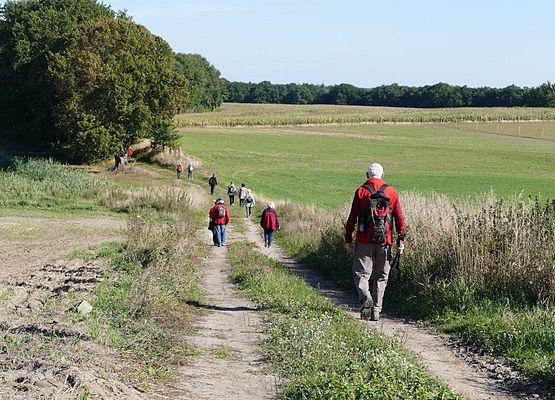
[[178, 122, 555, 208]]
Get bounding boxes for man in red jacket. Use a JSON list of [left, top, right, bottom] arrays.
[[209, 198, 231, 247], [345, 163, 406, 321]]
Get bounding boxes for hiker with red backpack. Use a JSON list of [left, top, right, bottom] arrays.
[[176, 162, 183, 179], [209, 198, 231, 247], [260, 202, 280, 247], [344, 163, 406, 322]]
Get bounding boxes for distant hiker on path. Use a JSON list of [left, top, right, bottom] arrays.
[[208, 173, 218, 195], [244, 189, 255, 218], [228, 182, 237, 206], [238, 183, 248, 206], [260, 202, 280, 247], [209, 198, 231, 247], [176, 162, 183, 179], [344, 163, 406, 322], [187, 162, 194, 178]]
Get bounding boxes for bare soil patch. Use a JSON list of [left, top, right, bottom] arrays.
[[0, 215, 125, 278], [0, 214, 158, 399]]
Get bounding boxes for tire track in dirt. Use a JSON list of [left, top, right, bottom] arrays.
[[240, 218, 533, 400], [176, 225, 279, 400]]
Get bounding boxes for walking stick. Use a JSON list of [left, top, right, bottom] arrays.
[[391, 252, 402, 283]]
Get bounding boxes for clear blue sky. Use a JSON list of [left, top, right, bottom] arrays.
[[107, 1, 553, 87]]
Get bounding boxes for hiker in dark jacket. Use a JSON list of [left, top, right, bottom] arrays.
[[344, 163, 406, 322], [260, 202, 280, 247], [208, 173, 218, 195]]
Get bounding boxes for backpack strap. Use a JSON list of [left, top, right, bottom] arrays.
[[377, 184, 389, 194], [362, 183, 376, 195], [362, 183, 389, 195]]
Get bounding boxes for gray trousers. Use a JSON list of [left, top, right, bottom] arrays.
[[352, 242, 391, 311]]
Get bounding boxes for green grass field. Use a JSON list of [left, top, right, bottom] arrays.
[[179, 123, 555, 208]]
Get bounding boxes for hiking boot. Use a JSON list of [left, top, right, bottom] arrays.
[[370, 307, 380, 322], [359, 298, 373, 320]]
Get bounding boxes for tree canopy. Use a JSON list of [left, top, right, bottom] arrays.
[[48, 19, 187, 162], [0, 0, 188, 162], [174, 53, 224, 112], [224, 81, 555, 108]]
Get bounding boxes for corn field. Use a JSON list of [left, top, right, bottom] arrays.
[[176, 103, 555, 127]]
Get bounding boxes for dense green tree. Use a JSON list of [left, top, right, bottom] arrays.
[[224, 80, 554, 108], [174, 53, 224, 111], [48, 19, 187, 162], [0, 0, 115, 141]]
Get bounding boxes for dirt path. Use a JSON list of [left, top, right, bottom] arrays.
[[176, 225, 279, 400], [240, 218, 533, 400]]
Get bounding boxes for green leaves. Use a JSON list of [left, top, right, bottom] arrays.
[[0, 1, 188, 163], [47, 19, 186, 162], [174, 53, 224, 112]]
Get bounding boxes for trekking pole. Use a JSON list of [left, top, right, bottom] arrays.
[[391, 253, 402, 283]]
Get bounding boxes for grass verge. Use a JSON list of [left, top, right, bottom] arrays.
[[77, 207, 205, 382], [228, 241, 461, 399]]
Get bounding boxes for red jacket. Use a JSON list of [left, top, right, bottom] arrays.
[[345, 178, 406, 246], [260, 208, 280, 231], [209, 204, 231, 225]]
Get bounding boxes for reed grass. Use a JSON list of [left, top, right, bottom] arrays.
[[0, 154, 107, 209]]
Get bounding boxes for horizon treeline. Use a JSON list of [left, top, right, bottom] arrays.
[[224, 80, 555, 108]]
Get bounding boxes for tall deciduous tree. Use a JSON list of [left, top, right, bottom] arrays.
[[0, 0, 115, 141], [48, 19, 187, 162], [174, 53, 224, 112]]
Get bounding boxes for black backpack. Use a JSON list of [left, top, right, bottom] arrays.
[[358, 184, 392, 244]]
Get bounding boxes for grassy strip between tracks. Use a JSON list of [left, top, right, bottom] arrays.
[[228, 241, 462, 400]]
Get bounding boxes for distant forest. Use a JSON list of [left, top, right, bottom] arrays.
[[224, 80, 555, 108]]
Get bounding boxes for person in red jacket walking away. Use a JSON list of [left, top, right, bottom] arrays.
[[209, 198, 231, 247], [176, 162, 183, 179], [260, 202, 280, 247], [344, 163, 406, 322]]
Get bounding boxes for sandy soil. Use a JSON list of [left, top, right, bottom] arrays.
[[175, 226, 279, 400], [0, 215, 126, 278], [0, 215, 155, 399]]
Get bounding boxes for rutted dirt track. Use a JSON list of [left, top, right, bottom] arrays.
[[176, 225, 279, 399], [239, 217, 547, 400]]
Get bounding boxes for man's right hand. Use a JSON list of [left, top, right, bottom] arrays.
[[345, 242, 354, 253], [397, 240, 405, 255]]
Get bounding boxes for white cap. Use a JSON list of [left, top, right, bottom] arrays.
[[367, 163, 384, 178]]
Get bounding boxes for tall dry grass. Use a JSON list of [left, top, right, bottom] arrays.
[[101, 186, 200, 211], [91, 187, 205, 374], [277, 194, 555, 306]]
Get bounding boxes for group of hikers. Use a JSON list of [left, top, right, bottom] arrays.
[[207, 177, 257, 217], [208, 196, 279, 248], [176, 161, 194, 179], [200, 162, 405, 323]]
